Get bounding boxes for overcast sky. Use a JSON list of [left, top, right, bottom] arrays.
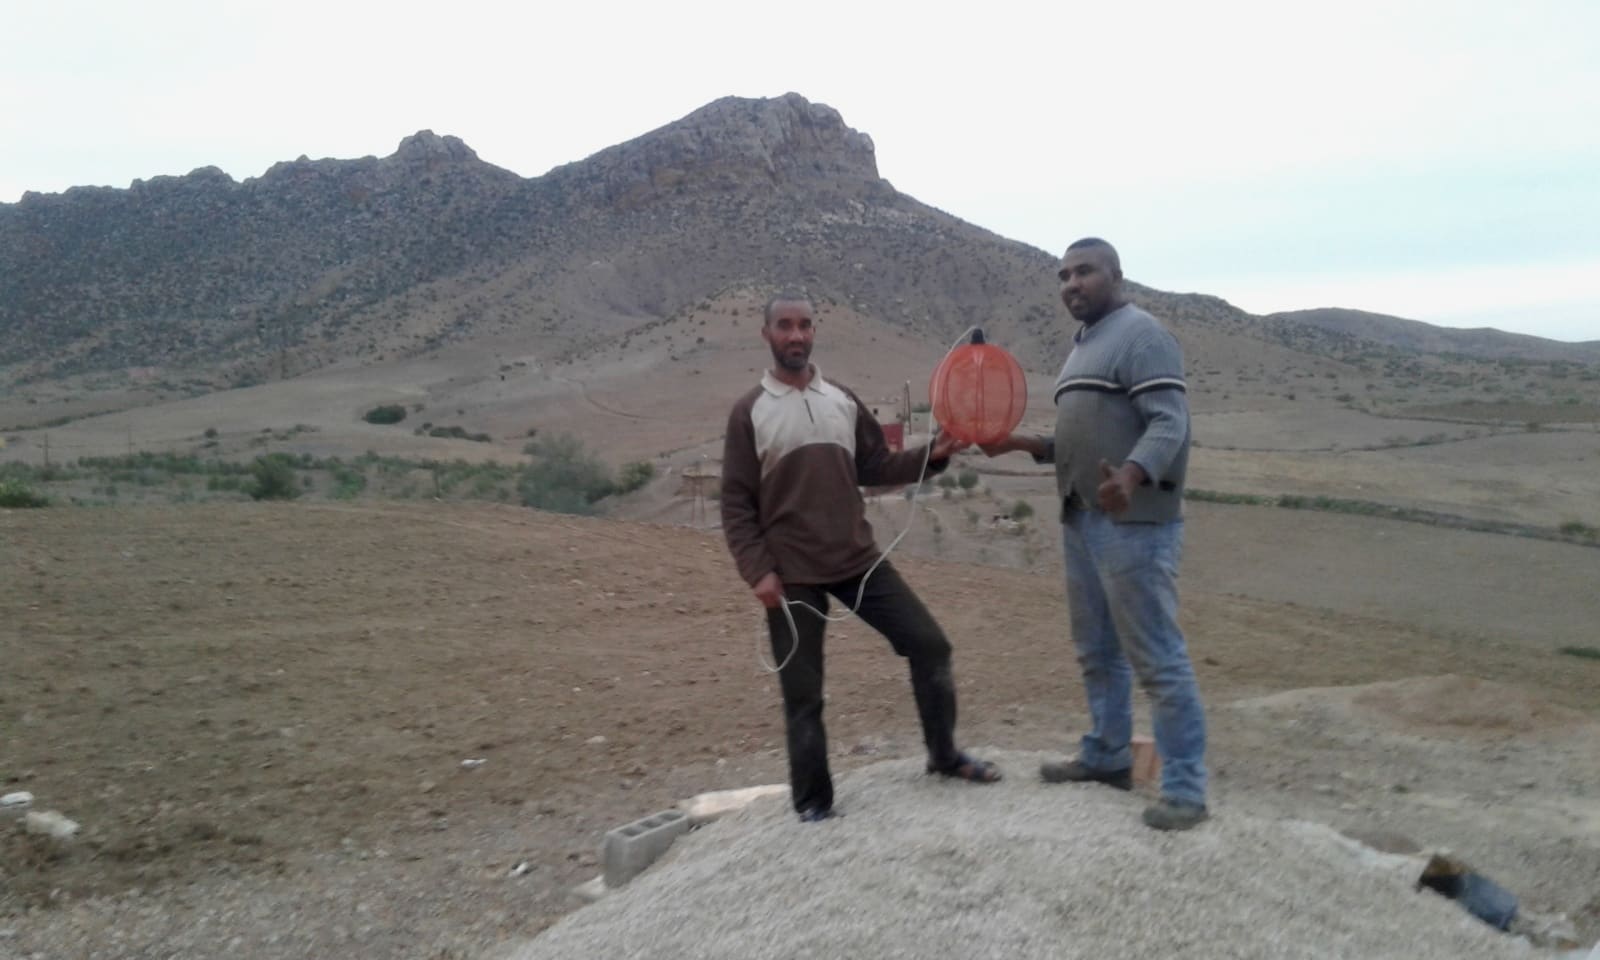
[[4, 0, 1596, 341]]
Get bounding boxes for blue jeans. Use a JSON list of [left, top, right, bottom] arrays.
[[1060, 510, 1207, 806]]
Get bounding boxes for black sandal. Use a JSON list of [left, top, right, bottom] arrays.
[[927, 752, 1002, 783]]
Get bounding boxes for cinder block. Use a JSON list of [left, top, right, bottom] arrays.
[[1131, 735, 1161, 788], [602, 808, 689, 887]]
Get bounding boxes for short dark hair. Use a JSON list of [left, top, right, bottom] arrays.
[[1066, 237, 1121, 274], [763, 290, 814, 325]]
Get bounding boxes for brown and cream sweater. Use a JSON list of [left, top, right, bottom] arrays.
[[721, 367, 947, 587]]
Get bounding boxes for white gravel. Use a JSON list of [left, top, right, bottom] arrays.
[[509, 751, 1539, 960]]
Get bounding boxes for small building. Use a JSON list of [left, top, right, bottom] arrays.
[[881, 422, 904, 451]]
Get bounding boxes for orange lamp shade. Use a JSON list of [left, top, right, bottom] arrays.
[[928, 331, 1028, 446]]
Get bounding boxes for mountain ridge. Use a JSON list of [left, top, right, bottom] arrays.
[[2, 93, 1593, 400]]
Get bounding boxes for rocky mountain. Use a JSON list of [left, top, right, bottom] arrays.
[[2, 92, 1593, 397]]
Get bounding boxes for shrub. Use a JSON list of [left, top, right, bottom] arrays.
[[1010, 499, 1034, 521], [1186, 489, 1274, 506], [956, 469, 980, 491], [248, 455, 300, 501], [0, 478, 49, 508], [428, 425, 492, 443], [1559, 520, 1599, 541], [519, 434, 614, 515], [331, 467, 367, 500], [363, 404, 408, 425], [615, 460, 656, 494]]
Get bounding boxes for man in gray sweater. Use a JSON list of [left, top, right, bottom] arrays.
[[982, 237, 1209, 831]]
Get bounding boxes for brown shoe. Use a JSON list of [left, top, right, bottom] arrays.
[[1039, 759, 1132, 790]]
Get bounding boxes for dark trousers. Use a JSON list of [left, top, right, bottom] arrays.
[[765, 561, 959, 814]]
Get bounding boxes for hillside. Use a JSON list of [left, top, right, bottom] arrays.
[[1268, 308, 1600, 364]]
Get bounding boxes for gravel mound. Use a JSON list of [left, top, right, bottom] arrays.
[[510, 751, 1534, 960]]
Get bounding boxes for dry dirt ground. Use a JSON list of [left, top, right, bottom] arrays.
[[3, 501, 1598, 959]]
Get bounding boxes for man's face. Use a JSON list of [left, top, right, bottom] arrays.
[[762, 300, 815, 372], [1058, 247, 1122, 323]]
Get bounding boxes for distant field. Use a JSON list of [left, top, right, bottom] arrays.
[[1402, 400, 1600, 424], [1193, 407, 1502, 451]]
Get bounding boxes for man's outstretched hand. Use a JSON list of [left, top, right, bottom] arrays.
[[1097, 459, 1147, 514], [752, 571, 784, 609], [929, 430, 970, 462]]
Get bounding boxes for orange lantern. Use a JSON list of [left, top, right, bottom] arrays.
[[928, 329, 1027, 446]]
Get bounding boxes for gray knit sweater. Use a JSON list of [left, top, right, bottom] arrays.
[[1032, 303, 1190, 523]]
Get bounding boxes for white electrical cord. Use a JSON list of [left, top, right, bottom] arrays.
[[758, 326, 980, 673]]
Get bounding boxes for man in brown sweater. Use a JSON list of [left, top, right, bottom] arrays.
[[721, 291, 1001, 822]]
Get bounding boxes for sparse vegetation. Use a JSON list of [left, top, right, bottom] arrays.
[[615, 460, 656, 495], [363, 405, 408, 425], [1559, 646, 1600, 661], [0, 477, 50, 508], [248, 455, 300, 501], [1558, 520, 1599, 542], [427, 425, 493, 443], [1186, 488, 1600, 549], [519, 434, 617, 515], [1185, 489, 1276, 507], [330, 463, 367, 500], [1010, 500, 1034, 521]]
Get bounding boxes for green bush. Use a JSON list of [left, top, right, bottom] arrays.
[[248, 455, 300, 501], [519, 434, 614, 515], [956, 469, 980, 491], [616, 461, 655, 494], [1186, 489, 1275, 506], [0, 478, 49, 508], [363, 404, 408, 425], [1559, 520, 1598, 541], [428, 425, 493, 443], [331, 467, 367, 500], [1010, 499, 1034, 521]]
